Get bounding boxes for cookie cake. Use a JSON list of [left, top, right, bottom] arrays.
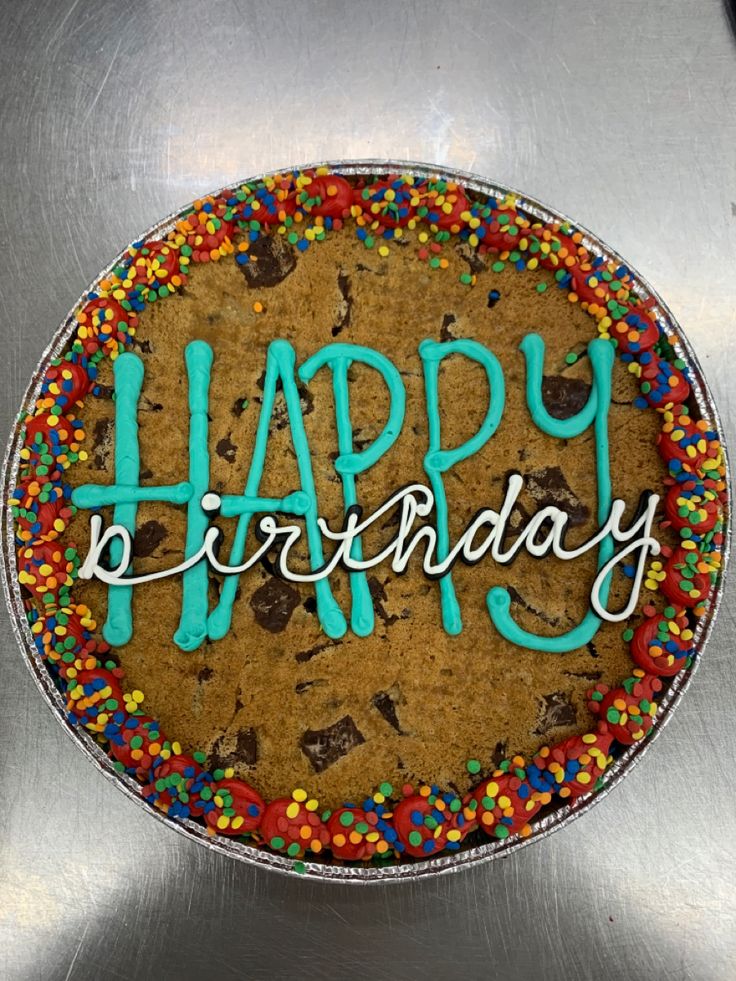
[[4, 165, 727, 875]]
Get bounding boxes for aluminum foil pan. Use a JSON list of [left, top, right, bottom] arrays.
[[1, 160, 731, 882]]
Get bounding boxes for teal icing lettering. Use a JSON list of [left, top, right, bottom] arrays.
[[207, 339, 347, 642], [486, 334, 614, 651], [173, 341, 214, 651], [71, 352, 194, 646], [419, 339, 505, 634], [298, 343, 406, 636]]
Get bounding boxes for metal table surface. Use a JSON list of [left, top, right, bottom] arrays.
[[1, 2, 735, 979]]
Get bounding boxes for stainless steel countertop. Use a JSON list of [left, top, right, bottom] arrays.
[[1, 1, 735, 978]]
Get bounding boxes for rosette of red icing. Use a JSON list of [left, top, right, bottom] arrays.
[[529, 730, 614, 799], [177, 199, 235, 262], [392, 787, 469, 857], [629, 608, 693, 676], [326, 806, 390, 861], [664, 480, 720, 535], [10, 476, 72, 543], [299, 174, 352, 219], [204, 777, 265, 836], [76, 297, 137, 356], [638, 353, 690, 408], [467, 764, 547, 840], [259, 794, 330, 857], [122, 239, 187, 294], [420, 182, 471, 232], [31, 603, 94, 673], [38, 357, 92, 412], [356, 178, 418, 228], [109, 713, 168, 773], [66, 667, 125, 728], [660, 545, 713, 607], [588, 671, 662, 745], [16, 540, 77, 605], [143, 754, 210, 819]]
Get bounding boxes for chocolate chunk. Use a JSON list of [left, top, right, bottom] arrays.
[[250, 577, 301, 633], [372, 689, 404, 733], [131, 337, 153, 354], [302, 595, 318, 615], [300, 715, 365, 773], [210, 727, 258, 769], [533, 691, 577, 736], [526, 466, 590, 526], [216, 435, 237, 463], [440, 312, 457, 342], [332, 271, 352, 336], [239, 235, 296, 288], [541, 375, 592, 420], [133, 520, 168, 558], [197, 666, 214, 683], [92, 418, 112, 470]]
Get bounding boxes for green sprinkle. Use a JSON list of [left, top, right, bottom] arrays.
[[270, 836, 285, 850], [564, 352, 577, 365], [492, 261, 505, 273], [379, 781, 393, 796], [466, 759, 481, 775], [339, 811, 354, 827], [408, 831, 422, 847]]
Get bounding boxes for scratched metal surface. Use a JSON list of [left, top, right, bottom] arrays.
[[1, 0, 735, 978]]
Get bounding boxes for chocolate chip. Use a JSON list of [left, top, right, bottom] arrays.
[[92, 418, 112, 470], [490, 740, 508, 767], [440, 312, 457, 343], [295, 639, 337, 663], [295, 679, 327, 694], [250, 577, 301, 633], [372, 689, 404, 733], [140, 395, 163, 412], [455, 241, 486, 274], [131, 337, 153, 354], [506, 585, 561, 627], [541, 375, 592, 420], [216, 435, 237, 463], [299, 715, 365, 773], [564, 669, 603, 681], [132, 520, 168, 558], [302, 596, 318, 615], [332, 271, 352, 337], [231, 396, 250, 418], [210, 727, 258, 769], [197, 666, 214, 683], [526, 466, 590, 526], [239, 235, 296, 288], [533, 691, 577, 736], [368, 576, 399, 626]]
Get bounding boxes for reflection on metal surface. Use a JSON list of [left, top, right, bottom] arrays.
[[1, 161, 730, 882]]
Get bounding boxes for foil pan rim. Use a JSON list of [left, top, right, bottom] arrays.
[[1, 158, 730, 883]]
